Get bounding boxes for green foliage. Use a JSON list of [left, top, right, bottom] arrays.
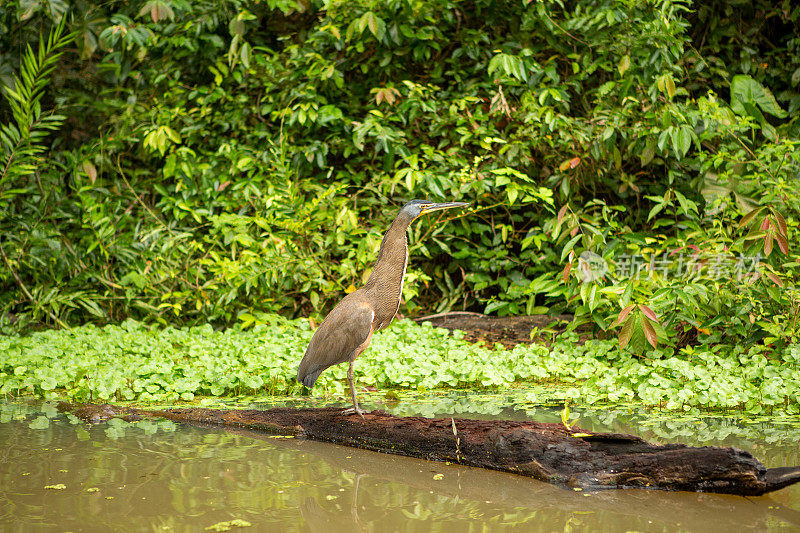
[[0, 0, 797, 361], [0, 16, 71, 190], [2, 319, 799, 415]]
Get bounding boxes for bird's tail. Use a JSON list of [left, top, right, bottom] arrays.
[[297, 357, 323, 389], [299, 368, 322, 389]]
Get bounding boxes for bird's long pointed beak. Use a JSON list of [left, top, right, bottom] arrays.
[[421, 202, 469, 214]]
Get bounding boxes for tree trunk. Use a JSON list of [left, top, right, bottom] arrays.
[[59, 403, 800, 495]]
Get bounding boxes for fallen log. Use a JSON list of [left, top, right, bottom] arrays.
[[59, 403, 800, 495], [238, 427, 800, 529]]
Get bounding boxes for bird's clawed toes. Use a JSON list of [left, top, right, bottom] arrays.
[[342, 407, 367, 420]]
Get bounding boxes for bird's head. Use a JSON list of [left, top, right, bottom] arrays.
[[401, 199, 469, 219]]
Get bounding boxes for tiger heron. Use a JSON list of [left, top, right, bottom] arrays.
[[297, 199, 469, 418]]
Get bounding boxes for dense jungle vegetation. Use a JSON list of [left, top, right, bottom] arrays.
[[4, 319, 800, 414], [1, 0, 798, 361]]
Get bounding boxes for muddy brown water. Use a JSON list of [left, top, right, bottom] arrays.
[[2, 399, 800, 532]]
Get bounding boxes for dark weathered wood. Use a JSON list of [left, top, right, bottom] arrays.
[[59, 403, 800, 495], [240, 428, 800, 530]]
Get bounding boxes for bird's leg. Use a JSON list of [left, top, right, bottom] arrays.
[[351, 473, 363, 529], [342, 358, 366, 419]]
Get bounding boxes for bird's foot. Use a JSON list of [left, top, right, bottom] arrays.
[[342, 406, 367, 420]]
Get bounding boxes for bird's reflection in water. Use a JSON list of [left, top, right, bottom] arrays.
[[300, 474, 365, 533]]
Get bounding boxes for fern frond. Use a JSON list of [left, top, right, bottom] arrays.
[[1, 15, 75, 185]]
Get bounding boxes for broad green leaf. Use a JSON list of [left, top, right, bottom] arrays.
[[614, 304, 636, 326], [138, 0, 175, 23], [561, 234, 582, 262], [773, 211, 788, 237], [647, 201, 666, 222], [638, 304, 657, 322], [641, 317, 658, 348], [673, 190, 698, 216], [665, 76, 676, 99], [362, 12, 386, 40], [507, 184, 519, 204], [619, 317, 634, 349], [587, 284, 598, 312], [617, 55, 630, 76], [738, 207, 765, 229], [730, 74, 787, 118], [639, 142, 655, 166], [671, 125, 692, 159]]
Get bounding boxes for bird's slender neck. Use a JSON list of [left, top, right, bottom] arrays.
[[364, 210, 414, 290]]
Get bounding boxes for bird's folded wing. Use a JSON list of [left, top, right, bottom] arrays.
[[297, 300, 374, 386]]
